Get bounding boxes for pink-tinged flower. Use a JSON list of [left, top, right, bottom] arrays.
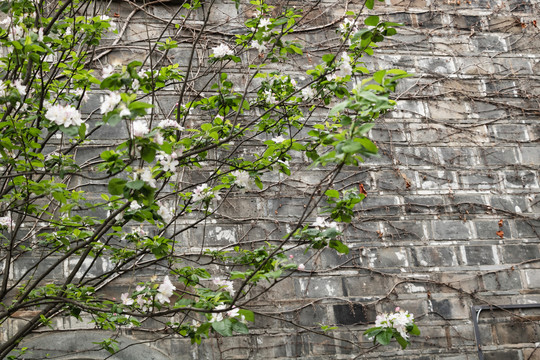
[[132, 120, 149, 137], [209, 304, 227, 323], [212, 277, 235, 296], [0, 214, 14, 229], [297, 264, 305, 271], [192, 183, 209, 202], [156, 275, 176, 304], [227, 307, 240, 318], [121, 292, 134, 306], [289, 255, 294, 259]]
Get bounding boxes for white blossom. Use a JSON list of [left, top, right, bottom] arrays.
[[157, 202, 174, 223], [297, 264, 305, 271], [212, 43, 234, 58], [263, 89, 277, 104], [100, 91, 121, 114], [132, 120, 149, 137], [156, 275, 176, 304], [118, 103, 131, 117], [156, 151, 179, 173], [45, 104, 83, 127], [132, 78, 140, 91], [0, 80, 7, 97], [158, 119, 184, 131], [13, 80, 26, 96], [232, 170, 251, 189], [209, 304, 227, 323], [102, 64, 115, 78], [374, 310, 415, 340], [8, 25, 24, 41], [121, 293, 134, 306], [259, 18, 271, 28], [212, 277, 235, 295], [130, 201, 142, 211], [0, 214, 14, 229], [272, 135, 286, 143], [140, 167, 156, 188], [250, 40, 267, 53], [312, 216, 338, 230], [301, 87, 316, 100], [192, 183, 209, 202], [154, 132, 164, 145]]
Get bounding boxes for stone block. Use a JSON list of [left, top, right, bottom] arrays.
[[500, 245, 540, 264], [411, 246, 458, 267], [475, 220, 511, 240], [429, 298, 470, 319], [462, 245, 498, 266], [333, 303, 375, 325], [432, 220, 473, 241], [482, 270, 522, 291]]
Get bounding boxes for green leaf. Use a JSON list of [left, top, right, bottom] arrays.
[[108, 178, 127, 195], [373, 70, 386, 84], [357, 123, 375, 135], [329, 239, 349, 254], [365, 0, 374, 9], [365, 15, 379, 26], [126, 180, 145, 190], [201, 123, 212, 132], [322, 54, 335, 64], [329, 100, 350, 116], [409, 323, 421, 336], [290, 44, 303, 55], [141, 146, 156, 162], [394, 333, 409, 349], [377, 328, 393, 345], [212, 319, 233, 337], [358, 138, 378, 154], [325, 189, 340, 198], [232, 321, 249, 334], [238, 309, 255, 322]]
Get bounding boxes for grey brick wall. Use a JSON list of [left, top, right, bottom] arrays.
[[6, 0, 540, 359]]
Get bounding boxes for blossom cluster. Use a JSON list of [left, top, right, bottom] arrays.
[[120, 276, 177, 310], [231, 170, 252, 190], [45, 103, 84, 128], [312, 216, 339, 231], [192, 184, 220, 203], [209, 304, 243, 323], [212, 277, 235, 296], [212, 44, 234, 58], [0, 214, 14, 229], [374, 309, 415, 340]]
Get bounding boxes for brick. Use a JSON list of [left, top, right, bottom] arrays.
[[504, 170, 539, 189], [523, 270, 540, 289], [463, 246, 498, 266], [495, 322, 538, 344], [484, 350, 522, 360], [500, 245, 540, 263], [475, 220, 512, 240], [333, 303, 375, 325], [482, 270, 522, 291], [433, 221, 473, 240], [429, 298, 470, 319], [412, 246, 458, 267]]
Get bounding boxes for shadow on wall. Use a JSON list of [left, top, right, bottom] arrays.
[[17, 331, 170, 360]]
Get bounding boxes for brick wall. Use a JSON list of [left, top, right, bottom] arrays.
[[7, 0, 540, 359]]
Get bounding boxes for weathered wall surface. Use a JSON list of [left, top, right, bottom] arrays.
[[6, 0, 539, 359]]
